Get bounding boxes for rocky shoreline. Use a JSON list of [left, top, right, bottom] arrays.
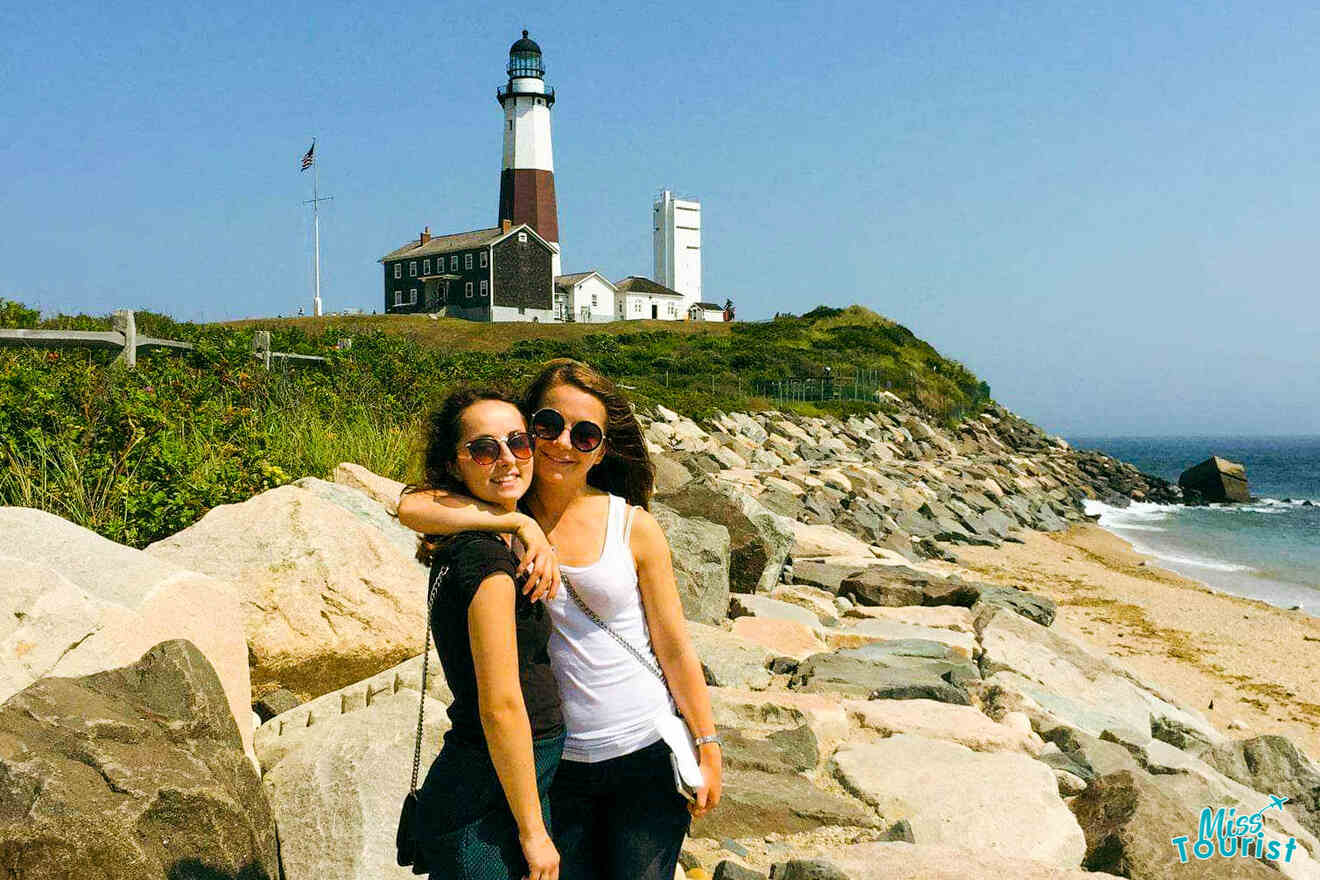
[[2, 399, 1318, 879]]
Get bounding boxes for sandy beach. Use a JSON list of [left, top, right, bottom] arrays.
[[952, 524, 1320, 761]]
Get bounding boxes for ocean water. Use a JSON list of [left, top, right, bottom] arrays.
[[1067, 436, 1320, 616]]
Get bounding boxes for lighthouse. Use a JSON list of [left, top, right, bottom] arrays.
[[498, 30, 560, 276]]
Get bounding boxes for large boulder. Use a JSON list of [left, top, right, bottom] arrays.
[[843, 699, 1042, 756], [652, 502, 731, 625], [260, 666, 450, 880], [0, 508, 254, 762], [1178, 456, 1250, 503], [146, 484, 427, 701], [1071, 770, 1282, 878], [0, 640, 278, 878], [658, 484, 794, 594], [791, 654, 970, 705], [832, 735, 1085, 867], [1200, 735, 1320, 840], [332, 462, 407, 514], [293, 476, 427, 564]]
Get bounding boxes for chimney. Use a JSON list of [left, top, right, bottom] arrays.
[[502, 219, 512, 233], [420, 226, 431, 245]]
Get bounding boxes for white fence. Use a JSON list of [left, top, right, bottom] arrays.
[[0, 310, 327, 370]]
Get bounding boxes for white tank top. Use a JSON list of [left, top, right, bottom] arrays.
[[547, 494, 672, 762]]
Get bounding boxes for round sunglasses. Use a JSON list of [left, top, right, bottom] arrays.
[[461, 431, 535, 466], [530, 408, 605, 453]]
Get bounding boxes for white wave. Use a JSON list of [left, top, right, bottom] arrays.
[[1145, 551, 1257, 574], [1084, 499, 1178, 530]]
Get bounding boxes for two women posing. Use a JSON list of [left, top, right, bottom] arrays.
[[398, 359, 722, 880]]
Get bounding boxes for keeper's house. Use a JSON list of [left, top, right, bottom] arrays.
[[614, 276, 685, 320], [379, 221, 555, 322], [553, 271, 616, 323]]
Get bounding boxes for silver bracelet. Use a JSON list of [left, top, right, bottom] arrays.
[[693, 733, 722, 748]]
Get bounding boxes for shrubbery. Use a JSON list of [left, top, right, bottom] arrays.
[[0, 300, 992, 546]]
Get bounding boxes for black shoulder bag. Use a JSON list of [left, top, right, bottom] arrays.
[[395, 565, 443, 873]]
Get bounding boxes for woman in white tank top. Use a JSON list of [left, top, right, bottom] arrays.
[[398, 359, 722, 880]]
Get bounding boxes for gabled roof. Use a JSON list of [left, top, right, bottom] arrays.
[[555, 271, 617, 292], [379, 223, 555, 262], [380, 227, 502, 262], [614, 276, 684, 297], [691, 301, 724, 310]]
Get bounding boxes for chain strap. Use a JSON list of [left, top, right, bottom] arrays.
[[410, 568, 444, 795], [562, 572, 666, 684]]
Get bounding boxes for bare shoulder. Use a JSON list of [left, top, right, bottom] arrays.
[[627, 507, 669, 554]]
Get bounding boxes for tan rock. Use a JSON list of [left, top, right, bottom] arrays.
[[829, 618, 976, 658], [332, 462, 406, 515], [842, 605, 976, 633], [707, 686, 850, 752], [146, 485, 426, 701], [790, 523, 873, 558], [844, 699, 1042, 755], [731, 617, 826, 660], [0, 509, 255, 763], [790, 842, 1122, 880]]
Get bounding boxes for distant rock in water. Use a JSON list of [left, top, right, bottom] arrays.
[[1178, 455, 1250, 504]]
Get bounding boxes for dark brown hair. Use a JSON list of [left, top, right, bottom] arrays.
[[520, 358, 653, 510], [403, 385, 524, 565]]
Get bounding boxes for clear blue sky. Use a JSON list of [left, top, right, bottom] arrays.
[[2, 1, 1317, 436]]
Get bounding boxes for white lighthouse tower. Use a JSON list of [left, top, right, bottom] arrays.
[[498, 30, 561, 276], [653, 189, 701, 313]]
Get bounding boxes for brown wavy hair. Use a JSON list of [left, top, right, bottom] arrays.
[[402, 385, 524, 565], [521, 358, 653, 510]]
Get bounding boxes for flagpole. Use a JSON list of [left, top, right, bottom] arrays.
[[301, 139, 331, 318], [313, 157, 322, 317]]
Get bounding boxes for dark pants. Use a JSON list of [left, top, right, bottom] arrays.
[[550, 739, 691, 880], [418, 731, 564, 880]]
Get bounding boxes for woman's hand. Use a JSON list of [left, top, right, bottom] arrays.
[[689, 742, 723, 819], [519, 829, 560, 880], [515, 515, 561, 602]]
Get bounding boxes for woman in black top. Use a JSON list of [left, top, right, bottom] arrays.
[[404, 387, 564, 880]]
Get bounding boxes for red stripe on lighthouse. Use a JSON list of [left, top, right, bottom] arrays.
[[498, 169, 559, 244]]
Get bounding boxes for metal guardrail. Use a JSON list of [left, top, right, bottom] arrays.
[[0, 310, 327, 370]]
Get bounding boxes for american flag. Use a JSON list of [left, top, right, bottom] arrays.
[[300, 141, 315, 171]]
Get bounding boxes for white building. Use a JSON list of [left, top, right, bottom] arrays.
[[687, 301, 725, 322], [652, 190, 701, 312], [554, 272, 616, 322], [615, 276, 685, 320]]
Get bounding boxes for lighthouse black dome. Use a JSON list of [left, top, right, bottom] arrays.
[[507, 30, 545, 78], [509, 30, 541, 55]]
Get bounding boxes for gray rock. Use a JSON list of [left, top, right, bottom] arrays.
[[770, 860, 851, 880], [790, 559, 870, 592], [651, 452, 695, 497], [839, 568, 924, 607], [0, 640, 278, 879], [1071, 770, 1280, 878], [292, 476, 426, 565], [253, 687, 300, 723], [791, 654, 971, 705], [716, 860, 767, 880], [1200, 735, 1320, 839], [653, 502, 731, 625], [690, 767, 878, 839], [657, 484, 793, 595], [921, 578, 983, 607], [976, 586, 1057, 627], [688, 622, 774, 690]]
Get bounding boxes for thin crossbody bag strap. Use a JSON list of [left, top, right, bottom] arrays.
[[561, 571, 669, 689], [409, 566, 444, 795]]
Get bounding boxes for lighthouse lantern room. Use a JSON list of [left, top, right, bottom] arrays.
[[497, 30, 561, 276]]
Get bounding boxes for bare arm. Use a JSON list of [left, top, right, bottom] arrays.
[[397, 489, 560, 599], [468, 573, 559, 878], [630, 508, 723, 818]]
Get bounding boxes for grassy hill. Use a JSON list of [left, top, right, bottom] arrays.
[[1, 299, 991, 547]]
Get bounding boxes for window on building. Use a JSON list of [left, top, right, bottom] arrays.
[[668, 303, 677, 317], [450, 255, 458, 271], [409, 262, 417, 277], [464, 253, 473, 270], [517, 232, 528, 244], [394, 264, 402, 279], [423, 259, 430, 274], [393, 291, 402, 307], [465, 282, 473, 298], [479, 251, 488, 268], [591, 293, 598, 308], [633, 300, 641, 314], [480, 280, 488, 297], [409, 288, 417, 305]]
